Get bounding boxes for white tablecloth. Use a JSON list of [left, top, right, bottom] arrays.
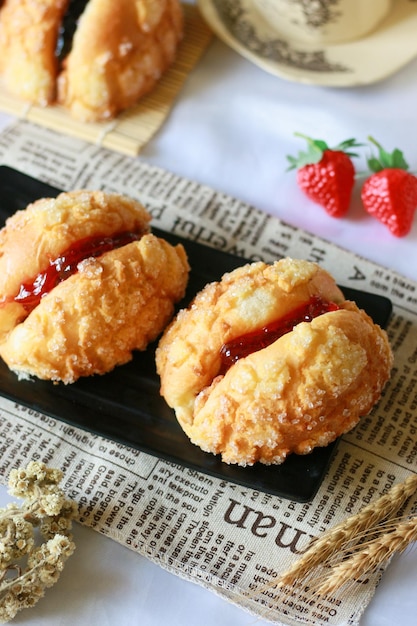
[[0, 3, 417, 623]]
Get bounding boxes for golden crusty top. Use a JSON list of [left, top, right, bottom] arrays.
[[156, 258, 347, 420], [156, 257, 393, 465], [188, 303, 393, 465], [57, 0, 184, 120], [0, 190, 151, 337], [0, 233, 189, 383]]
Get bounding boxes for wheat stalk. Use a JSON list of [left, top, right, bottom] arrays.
[[315, 516, 417, 597], [277, 474, 417, 587]]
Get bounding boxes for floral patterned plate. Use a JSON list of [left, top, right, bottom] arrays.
[[198, 0, 417, 86]]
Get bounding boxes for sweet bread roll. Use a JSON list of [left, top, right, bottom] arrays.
[[0, 190, 189, 383], [156, 258, 393, 466], [0, 0, 183, 120], [0, 0, 68, 106], [57, 0, 183, 121]]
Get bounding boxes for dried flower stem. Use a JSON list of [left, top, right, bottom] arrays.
[[277, 474, 417, 587]]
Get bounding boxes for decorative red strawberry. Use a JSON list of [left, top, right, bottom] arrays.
[[361, 137, 417, 237], [287, 134, 361, 217]]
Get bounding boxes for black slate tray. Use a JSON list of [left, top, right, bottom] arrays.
[[0, 166, 393, 502]]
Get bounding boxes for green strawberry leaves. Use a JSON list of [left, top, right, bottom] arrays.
[[286, 133, 362, 171], [367, 136, 409, 172]]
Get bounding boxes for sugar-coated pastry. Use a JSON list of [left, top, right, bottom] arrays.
[[0, 190, 189, 383], [0, 0, 68, 106], [58, 0, 183, 121], [0, 0, 183, 120], [156, 258, 393, 466]]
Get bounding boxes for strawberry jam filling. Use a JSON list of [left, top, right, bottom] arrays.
[[55, 0, 89, 61], [219, 295, 340, 374], [12, 231, 142, 313]]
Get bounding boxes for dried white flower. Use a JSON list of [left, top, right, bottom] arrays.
[[0, 462, 77, 623]]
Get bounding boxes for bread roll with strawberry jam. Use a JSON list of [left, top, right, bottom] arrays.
[[156, 258, 393, 466], [0, 0, 183, 120], [0, 190, 189, 383]]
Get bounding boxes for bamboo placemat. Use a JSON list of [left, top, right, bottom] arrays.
[[0, 4, 213, 156]]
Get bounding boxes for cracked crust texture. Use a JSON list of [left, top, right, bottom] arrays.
[[156, 258, 393, 466], [0, 190, 189, 383], [0, 0, 183, 120], [0, 0, 68, 105]]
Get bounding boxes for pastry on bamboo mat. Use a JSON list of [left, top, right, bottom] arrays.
[[0, 4, 212, 156]]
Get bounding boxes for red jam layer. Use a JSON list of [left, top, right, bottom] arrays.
[[219, 295, 340, 374], [12, 231, 142, 313]]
